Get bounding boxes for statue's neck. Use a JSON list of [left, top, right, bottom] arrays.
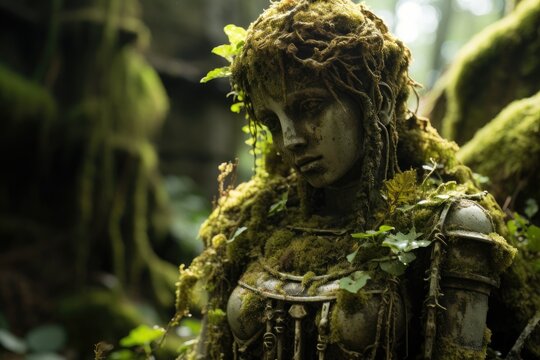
[[322, 180, 364, 216]]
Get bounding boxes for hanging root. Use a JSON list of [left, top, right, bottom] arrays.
[[423, 202, 452, 359]]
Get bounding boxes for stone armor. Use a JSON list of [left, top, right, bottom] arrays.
[[224, 199, 499, 359]]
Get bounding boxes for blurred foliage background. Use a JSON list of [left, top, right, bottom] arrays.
[[0, 0, 538, 358]]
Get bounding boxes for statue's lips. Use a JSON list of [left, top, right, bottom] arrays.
[[296, 156, 322, 172]]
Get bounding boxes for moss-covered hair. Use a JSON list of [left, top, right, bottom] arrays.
[[231, 0, 413, 116], [230, 0, 466, 225], [232, 0, 414, 183]]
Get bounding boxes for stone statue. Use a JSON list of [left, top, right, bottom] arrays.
[[175, 0, 517, 359]]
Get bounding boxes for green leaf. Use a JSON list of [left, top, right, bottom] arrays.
[[435, 194, 450, 200], [514, 212, 529, 229], [472, 172, 490, 185], [177, 319, 202, 338], [382, 228, 429, 254], [398, 252, 416, 265], [212, 44, 235, 61], [108, 349, 137, 360], [224, 24, 247, 47], [351, 225, 394, 239], [525, 198, 539, 219], [527, 225, 540, 252], [346, 249, 359, 263], [378, 225, 395, 232], [507, 219, 518, 238], [26, 324, 66, 353], [178, 339, 198, 355], [119, 325, 165, 347], [380, 260, 407, 276], [339, 271, 371, 294], [0, 329, 27, 354], [200, 67, 231, 83]]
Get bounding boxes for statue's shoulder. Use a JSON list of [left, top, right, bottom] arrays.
[[443, 198, 494, 239], [199, 174, 291, 247], [440, 198, 516, 282]]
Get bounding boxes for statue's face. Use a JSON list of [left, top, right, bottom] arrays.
[[251, 80, 363, 188]]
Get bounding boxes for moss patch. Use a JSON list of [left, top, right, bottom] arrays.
[[458, 91, 540, 209], [437, 0, 540, 144]]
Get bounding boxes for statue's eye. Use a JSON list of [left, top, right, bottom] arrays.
[[300, 98, 325, 115], [260, 113, 280, 133]]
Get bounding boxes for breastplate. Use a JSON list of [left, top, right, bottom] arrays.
[[226, 264, 406, 359]]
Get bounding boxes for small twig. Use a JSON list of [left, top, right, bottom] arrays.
[[506, 311, 540, 360], [286, 225, 348, 235]]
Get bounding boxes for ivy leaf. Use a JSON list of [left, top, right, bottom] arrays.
[[398, 252, 416, 265], [351, 225, 394, 239], [380, 260, 407, 276], [200, 67, 231, 83], [339, 271, 371, 294], [525, 198, 539, 219], [119, 325, 165, 347], [382, 170, 417, 214], [527, 225, 540, 252], [382, 227, 429, 254]]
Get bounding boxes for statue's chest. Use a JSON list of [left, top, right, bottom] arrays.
[[226, 261, 406, 359]]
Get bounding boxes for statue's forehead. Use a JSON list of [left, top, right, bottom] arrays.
[[249, 66, 325, 103]]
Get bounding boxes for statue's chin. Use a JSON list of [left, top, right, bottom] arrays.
[[301, 173, 333, 189]]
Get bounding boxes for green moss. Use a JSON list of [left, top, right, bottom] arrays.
[[238, 292, 265, 326], [335, 289, 371, 315], [207, 308, 227, 326], [397, 115, 460, 171], [458, 91, 540, 206], [266, 233, 354, 274], [301, 271, 317, 288], [439, 0, 540, 144], [489, 233, 518, 272], [175, 264, 200, 320], [433, 328, 491, 359], [0, 63, 57, 124]]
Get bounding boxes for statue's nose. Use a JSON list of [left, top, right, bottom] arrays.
[[281, 117, 307, 151]]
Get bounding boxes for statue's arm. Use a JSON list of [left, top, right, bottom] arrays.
[[429, 200, 512, 359]]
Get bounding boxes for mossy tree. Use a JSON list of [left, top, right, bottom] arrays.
[[424, 0, 540, 146], [0, 0, 179, 355]]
